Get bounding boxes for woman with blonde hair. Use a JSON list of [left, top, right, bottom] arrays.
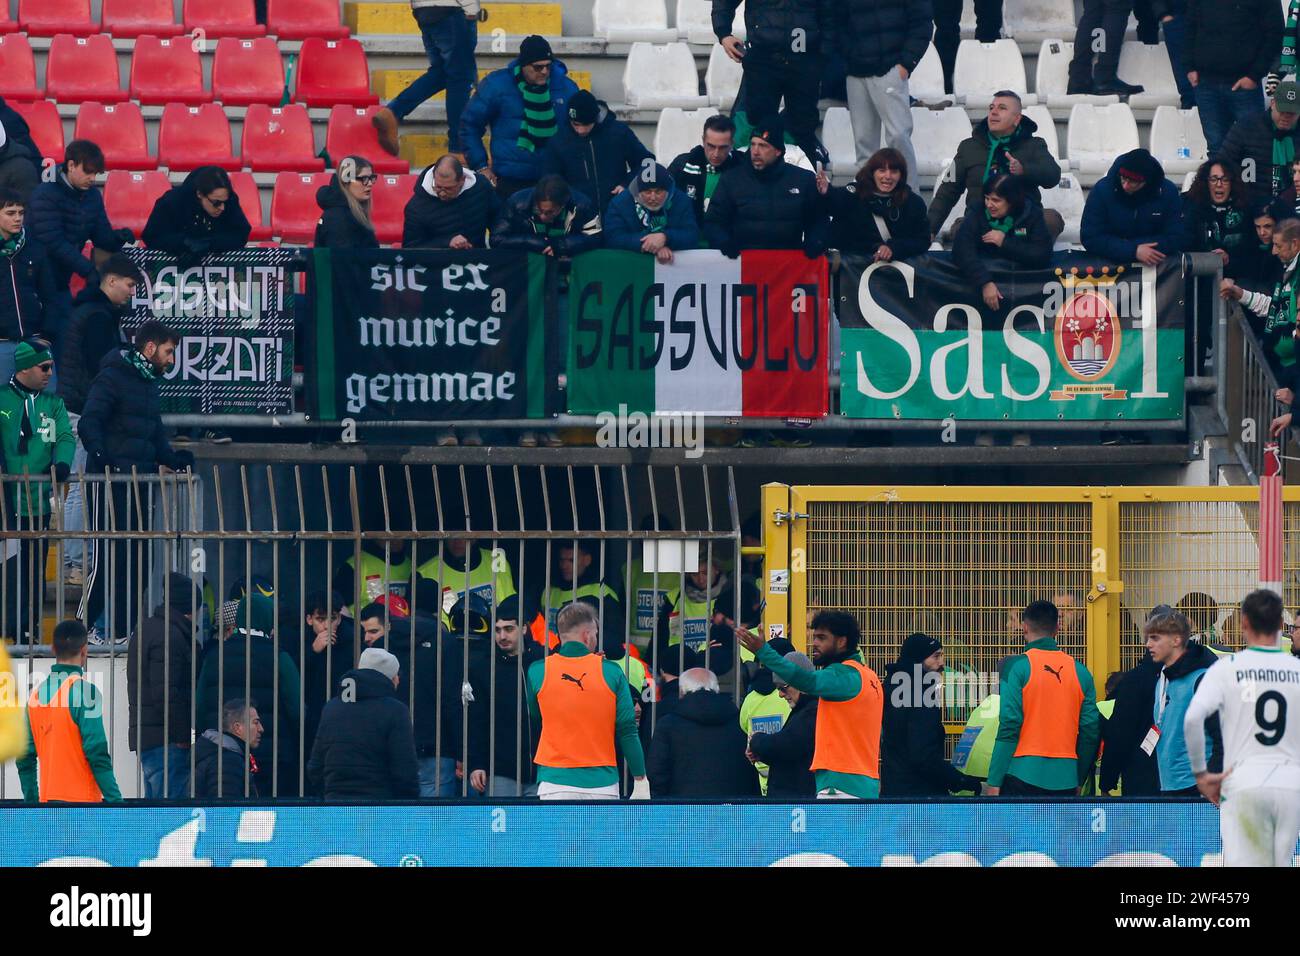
[[314, 155, 379, 248]]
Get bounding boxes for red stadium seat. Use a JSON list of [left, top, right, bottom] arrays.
[[212, 37, 285, 106], [130, 35, 212, 105], [0, 10, 16, 33], [18, 0, 97, 37], [266, 0, 349, 40], [270, 171, 332, 244], [371, 173, 416, 245], [241, 104, 324, 173], [184, 0, 266, 38], [103, 170, 171, 237], [74, 102, 157, 170], [295, 38, 378, 108], [0, 34, 41, 100], [46, 34, 127, 104], [158, 103, 239, 171], [9, 100, 64, 164], [229, 171, 271, 241], [102, 0, 185, 37], [325, 106, 410, 174]]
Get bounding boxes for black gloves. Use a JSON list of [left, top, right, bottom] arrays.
[[170, 448, 195, 471], [53, 462, 70, 483], [112, 227, 135, 246], [87, 452, 109, 474], [719, 239, 741, 259], [802, 239, 825, 260]]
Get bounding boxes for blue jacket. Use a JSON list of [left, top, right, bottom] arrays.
[[1153, 641, 1221, 792], [27, 170, 121, 289], [460, 58, 580, 183], [540, 102, 653, 216], [602, 179, 700, 252], [1081, 150, 1185, 264]]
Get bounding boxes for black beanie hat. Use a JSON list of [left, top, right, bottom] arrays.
[[519, 35, 553, 67], [568, 90, 599, 124], [751, 118, 786, 153], [899, 631, 942, 666]]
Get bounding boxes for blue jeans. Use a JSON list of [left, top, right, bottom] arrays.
[[387, 12, 477, 152], [473, 774, 537, 798], [417, 755, 459, 797], [140, 744, 191, 799], [1159, 15, 1195, 110], [1196, 80, 1266, 158]]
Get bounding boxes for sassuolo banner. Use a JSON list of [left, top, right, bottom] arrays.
[[566, 248, 830, 417], [838, 253, 1185, 421], [310, 248, 550, 422]]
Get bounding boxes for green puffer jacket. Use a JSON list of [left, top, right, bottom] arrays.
[[0, 381, 74, 517]]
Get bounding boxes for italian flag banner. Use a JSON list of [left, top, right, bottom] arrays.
[[566, 249, 829, 417]]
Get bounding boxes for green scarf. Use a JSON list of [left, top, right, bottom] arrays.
[[983, 130, 1014, 186], [126, 348, 159, 381], [1284, 0, 1299, 75], [0, 228, 27, 259], [1273, 130, 1296, 198], [635, 200, 669, 233], [514, 66, 557, 154], [8, 377, 37, 455], [985, 210, 1014, 233], [529, 212, 568, 239]]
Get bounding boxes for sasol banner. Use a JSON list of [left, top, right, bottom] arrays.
[[0, 803, 1238, 867], [567, 249, 830, 418], [838, 254, 1186, 421], [310, 249, 550, 422], [123, 249, 298, 415]]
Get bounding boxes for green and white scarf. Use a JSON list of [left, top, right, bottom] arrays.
[[1283, 0, 1299, 76], [126, 348, 159, 381], [985, 210, 1014, 233], [0, 228, 26, 259], [1273, 128, 1296, 198], [514, 66, 557, 154], [634, 201, 669, 233]]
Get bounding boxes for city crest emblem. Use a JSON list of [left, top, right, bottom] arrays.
[[1050, 266, 1128, 401]]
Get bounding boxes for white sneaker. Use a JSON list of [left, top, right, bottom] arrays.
[[86, 626, 128, 649]]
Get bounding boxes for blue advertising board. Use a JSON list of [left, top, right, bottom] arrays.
[[0, 803, 1243, 867]]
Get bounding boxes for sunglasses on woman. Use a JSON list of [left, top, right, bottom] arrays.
[[355, 174, 378, 186]]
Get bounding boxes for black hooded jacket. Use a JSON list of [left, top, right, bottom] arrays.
[[59, 285, 126, 415], [466, 637, 542, 786], [1081, 150, 1186, 262], [314, 176, 379, 249], [127, 575, 202, 753], [952, 198, 1055, 288], [1099, 654, 1161, 795], [78, 348, 194, 473], [540, 101, 653, 216], [306, 666, 421, 799], [828, 182, 931, 259], [881, 653, 982, 797], [142, 169, 252, 257], [402, 166, 501, 248], [193, 729, 259, 799], [0, 228, 56, 341], [646, 689, 761, 797], [748, 692, 817, 798]]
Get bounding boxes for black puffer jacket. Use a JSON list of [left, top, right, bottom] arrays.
[[141, 169, 252, 257], [78, 348, 194, 473], [832, 0, 934, 78], [1098, 654, 1161, 795], [748, 692, 817, 798], [314, 177, 378, 249], [1219, 110, 1300, 204], [193, 729, 259, 799], [411, 617, 480, 762], [540, 102, 653, 216], [1184, 0, 1281, 83], [0, 229, 56, 340], [0, 97, 41, 174], [711, 0, 835, 56], [646, 689, 761, 797], [491, 186, 603, 256], [668, 144, 745, 224], [59, 285, 126, 415], [703, 157, 828, 255], [952, 198, 1055, 288], [126, 576, 202, 753], [880, 660, 981, 796], [27, 170, 121, 288], [828, 183, 931, 259], [307, 667, 421, 799], [402, 166, 500, 248]]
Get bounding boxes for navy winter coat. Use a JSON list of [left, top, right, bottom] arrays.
[[1081, 150, 1186, 263], [540, 102, 653, 216], [0, 230, 57, 340], [602, 179, 700, 251], [58, 285, 126, 415], [307, 667, 420, 800], [703, 157, 829, 255], [27, 172, 120, 289], [491, 186, 603, 256], [459, 58, 580, 183], [831, 0, 934, 78], [77, 348, 193, 473], [711, 0, 836, 55]]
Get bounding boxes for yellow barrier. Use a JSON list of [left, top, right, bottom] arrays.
[[345, 2, 563, 37], [759, 485, 1300, 732], [371, 68, 592, 101]]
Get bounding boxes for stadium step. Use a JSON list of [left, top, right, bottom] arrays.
[[399, 132, 450, 170], [344, 2, 563, 37], [370, 67, 592, 101]]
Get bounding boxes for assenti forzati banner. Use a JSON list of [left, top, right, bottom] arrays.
[[122, 248, 298, 415], [838, 253, 1185, 421], [310, 249, 549, 422], [566, 249, 830, 417]]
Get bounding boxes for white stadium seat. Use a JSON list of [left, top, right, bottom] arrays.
[[909, 43, 947, 104], [705, 42, 743, 108], [593, 0, 677, 42], [1034, 39, 1120, 109], [910, 106, 973, 177], [1117, 41, 1181, 109], [675, 0, 715, 44], [782, 144, 816, 172], [1039, 172, 1086, 246], [1149, 106, 1207, 176], [1066, 102, 1139, 174], [1023, 103, 1070, 173], [652, 107, 711, 161], [953, 39, 1037, 106], [1183, 169, 1197, 191], [705, 0, 745, 40], [821, 106, 857, 177], [961, 0, 1074, 37], [931, 159, 963, 239], [622, 42, 708, 109]]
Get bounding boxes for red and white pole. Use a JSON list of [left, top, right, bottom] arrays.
[[1260, 442, 1284, 596]]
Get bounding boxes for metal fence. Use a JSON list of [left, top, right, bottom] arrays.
[[1, 464, 746, 800]]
